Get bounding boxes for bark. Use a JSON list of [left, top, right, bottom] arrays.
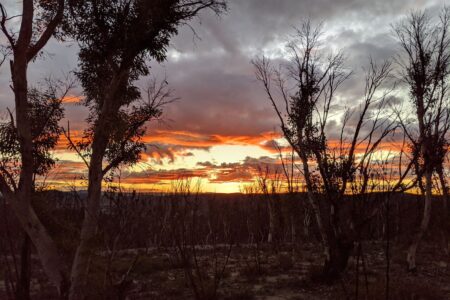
[[7, 196, 68, 296], [407, 170, 433, 271], [267, 198, 275, 243], [437, 167, 450, 254], [303, 209, 310, 238], [291, 214, 297, 242], [68, 126, 109, 300], [298, 152, 330, 263], [16, 233, 31, 300], [322, 235, 353, 281], [0, 0, 67, 295], [8, 37, 67, 298], [320, 201, 354, 281], [69, 71, 128, 300], [437, 167, 449, 217]]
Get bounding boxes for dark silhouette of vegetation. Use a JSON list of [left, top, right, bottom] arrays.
[[0, 78, 70, 299], [253, 20, 397, 282], [393, 8, 450, 272], [61, 1, 226, 298], [0, 0, 70, 296]]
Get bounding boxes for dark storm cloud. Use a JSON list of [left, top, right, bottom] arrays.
[[143, 143, 210, 164], [0, 0, 444, 140], [153, 0, 442, 137]]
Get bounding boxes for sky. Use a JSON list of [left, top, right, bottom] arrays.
[[0, 0, 446, 193]]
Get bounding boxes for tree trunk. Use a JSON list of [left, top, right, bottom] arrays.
[[320, 202, 354, 282], [267, 198, 276, 243], [69, 68, 131, 300], [321, 235, 353, 282], [69, 107, 113, 300], [291, 214, 297, 243], [303, 208, 311, 238], [437, 168, 450, 254], [9, 47, 68, 296], [0, 1, 67, 297], [407, 170, 433, 271], [298, 153, 328, 259], [16, 233, 31, 300], [8, 197, 68, 296], [69, 158, 104, 300]]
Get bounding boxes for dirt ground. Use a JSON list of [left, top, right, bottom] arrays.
[[5, 241, 450, 300]]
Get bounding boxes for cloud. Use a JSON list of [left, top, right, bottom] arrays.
[[143, 143, 206, 164], [62, 95, 84, 104], [0, 0, 443, 191], [193, 156, 282, 183], [122, 168, 209, 184], [142, 130, 280, 152]]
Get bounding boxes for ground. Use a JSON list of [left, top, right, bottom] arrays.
[[4, 241, 449, 299]]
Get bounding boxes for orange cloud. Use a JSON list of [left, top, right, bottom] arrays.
[[62, 95, 84, 104], [142, 129, 281, 149], [48, 124, 414, 193], [55, 130, 85, 150], [120, 169, 209, 184]]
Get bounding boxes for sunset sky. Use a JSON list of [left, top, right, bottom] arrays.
[[0, 0, 443, 193]]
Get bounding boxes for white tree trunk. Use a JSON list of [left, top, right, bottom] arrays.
[[8, 197, 67, 295], [407, 171, 433, 271], [69, 162, 104, 300], [69, 97, 116, 300]]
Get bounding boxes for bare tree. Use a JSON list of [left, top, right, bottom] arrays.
[[255, 165, 283, 246], [253, 20, 396, 280], [393, 8, 450, 271]]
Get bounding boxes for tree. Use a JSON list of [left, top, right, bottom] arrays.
[[393, 8, 450, 271], [0, 80, 69, 300], [255, 165, 283, 246], [254, 20, 396, 280], [61, 1, 226, 298], [0, 0, 69, 295]]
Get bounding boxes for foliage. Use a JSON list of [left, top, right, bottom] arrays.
[[62, 0, 226, 173], [0, 82, 65, 179]]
